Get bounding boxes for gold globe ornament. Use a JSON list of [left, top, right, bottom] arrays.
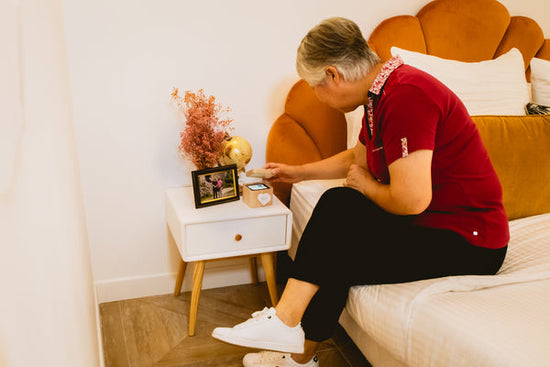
[[220, 135, 252, 172]]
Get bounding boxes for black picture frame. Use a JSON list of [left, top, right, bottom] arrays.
[[191, 164, 240, 208]]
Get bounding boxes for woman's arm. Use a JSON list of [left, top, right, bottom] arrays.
[[344, 149, 433, 215], [264, 140, 367, 184]]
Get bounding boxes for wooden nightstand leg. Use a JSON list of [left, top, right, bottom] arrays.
[[249, 256, 259, 285], [260, 252, 278, 306], [189, 260, 205, 336], [174, 259, 187, 296]]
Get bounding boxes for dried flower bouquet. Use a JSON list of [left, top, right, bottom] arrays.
[[171, 88, 233, 170]]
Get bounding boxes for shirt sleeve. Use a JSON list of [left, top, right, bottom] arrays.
[[379, 84, 442, 166]]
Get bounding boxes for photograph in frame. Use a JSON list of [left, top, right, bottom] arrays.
[[191, 164, 240, 208]]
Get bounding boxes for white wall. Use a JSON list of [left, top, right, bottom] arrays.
[[0, 0, 100, 365], [61, 0, 550, 303]]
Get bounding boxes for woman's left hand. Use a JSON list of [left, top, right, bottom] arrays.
[[343, 164, 375, 195]]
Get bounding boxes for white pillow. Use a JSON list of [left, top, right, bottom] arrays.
[[390, 47, 529, 116], [530, 57, 550, 106], [345, 106, 364, 149]]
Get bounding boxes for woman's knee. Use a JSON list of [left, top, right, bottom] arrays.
[[316, 187, 364, 211], [314, 187, 383, 223]]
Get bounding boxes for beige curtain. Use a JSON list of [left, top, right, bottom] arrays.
[[0, 0, 100, 366]]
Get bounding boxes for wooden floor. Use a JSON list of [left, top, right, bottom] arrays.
[[100, 282, 373, 367]]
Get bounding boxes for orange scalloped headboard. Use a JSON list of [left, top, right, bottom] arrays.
[[267, 0, 550, 206], [368, 0, 549, 79]]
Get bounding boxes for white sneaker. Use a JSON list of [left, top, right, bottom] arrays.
[[243, 351, 319, 367], [211, 307, 305, 353]]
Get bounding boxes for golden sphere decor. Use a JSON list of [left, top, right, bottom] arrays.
[[220, 136, 252, 172]]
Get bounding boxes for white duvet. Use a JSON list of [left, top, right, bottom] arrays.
[[290, 180, 550, 367]]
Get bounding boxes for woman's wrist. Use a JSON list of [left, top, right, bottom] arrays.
[[296, 164, 310, 181]]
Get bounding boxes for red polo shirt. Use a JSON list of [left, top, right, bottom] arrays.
[[359, 64, 509, 249]]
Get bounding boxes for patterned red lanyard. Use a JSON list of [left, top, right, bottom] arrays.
[[366, 56, 404, 136]]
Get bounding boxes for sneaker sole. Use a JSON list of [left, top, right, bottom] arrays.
[[211, 329, 304, 354]]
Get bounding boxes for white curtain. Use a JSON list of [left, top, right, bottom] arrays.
[[0, 0, 100, 366]]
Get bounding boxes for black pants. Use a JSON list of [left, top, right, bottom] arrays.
[[291, 187, 507, 342]]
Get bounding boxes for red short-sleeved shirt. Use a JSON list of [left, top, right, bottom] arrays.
[[359, 64, 509, 249]]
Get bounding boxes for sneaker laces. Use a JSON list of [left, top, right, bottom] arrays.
[[236, 307, 275, 328], [251, 307, 273, 319], [255, 351, 290, 363], [254, 351, 318, 366]]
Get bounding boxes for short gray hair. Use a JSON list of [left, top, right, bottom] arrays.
[[296, 17, 381, 86]]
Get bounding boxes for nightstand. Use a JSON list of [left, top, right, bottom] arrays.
[[165, 186, 292, 336]]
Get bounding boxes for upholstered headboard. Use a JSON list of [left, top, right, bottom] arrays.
[[368, 0, 550, 78], [267, 0, 550, 206]]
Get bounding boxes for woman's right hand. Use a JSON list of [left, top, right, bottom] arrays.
[[262, 162, 304, 184]]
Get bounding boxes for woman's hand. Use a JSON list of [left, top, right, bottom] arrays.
[[263, 162, 304, 184], [344, 150, 433, 215], [343, 164, 375, 195]]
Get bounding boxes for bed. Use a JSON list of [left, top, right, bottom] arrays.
[[290, 179, 550, 366], [266, 0, 550, 366]]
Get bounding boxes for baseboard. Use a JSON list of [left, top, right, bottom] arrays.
[[95, 258, 266, 303], [93, 285, 105, 366]]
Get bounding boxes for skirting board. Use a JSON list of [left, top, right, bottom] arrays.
[[95, 258, 266, 303], [93, 285, 106, 367]]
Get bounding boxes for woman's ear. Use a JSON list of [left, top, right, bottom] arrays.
[[324, 66, 341, 84]]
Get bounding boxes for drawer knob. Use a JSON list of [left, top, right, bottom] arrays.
[[235, 234, 242, 241]]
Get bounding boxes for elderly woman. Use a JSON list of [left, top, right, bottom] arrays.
[[212, 17, 509, 367]]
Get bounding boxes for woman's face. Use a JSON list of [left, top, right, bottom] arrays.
[[312, 70, 364, 113]]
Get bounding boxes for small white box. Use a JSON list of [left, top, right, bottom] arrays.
[[242, 182, 273, 208]]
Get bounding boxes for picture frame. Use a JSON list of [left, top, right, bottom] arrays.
[[191, 164, 240, 208]]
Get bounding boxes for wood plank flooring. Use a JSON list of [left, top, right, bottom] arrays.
[[99, 282, 372, 367]]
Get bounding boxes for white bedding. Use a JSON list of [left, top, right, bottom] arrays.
[[290, 180, 550, 367]]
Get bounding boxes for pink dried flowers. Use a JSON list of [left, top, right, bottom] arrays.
[[171, 88, 233, 170]]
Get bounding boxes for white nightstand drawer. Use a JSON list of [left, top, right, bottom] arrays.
[[185, 215, 287, 258]]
